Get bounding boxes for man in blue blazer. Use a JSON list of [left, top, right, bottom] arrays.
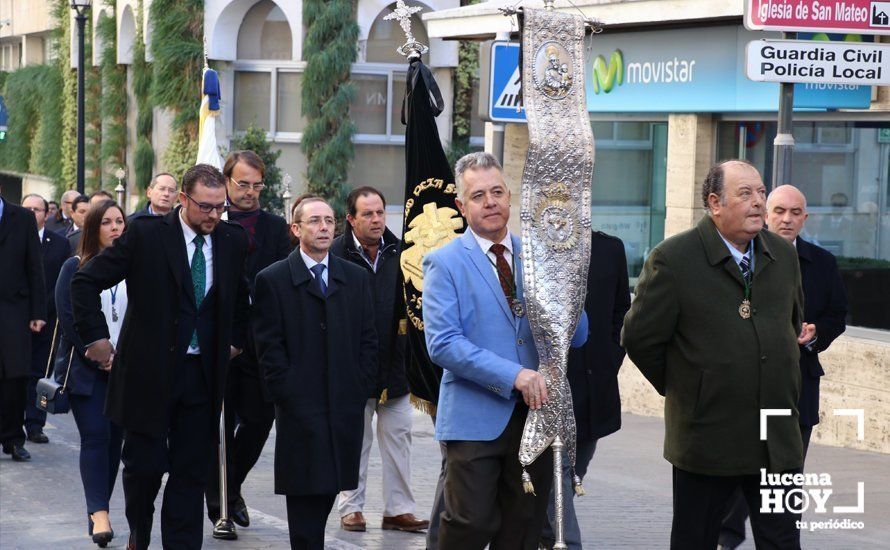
[[423, 152, 587, 549]]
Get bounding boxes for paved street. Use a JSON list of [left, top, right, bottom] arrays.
[[1, 410, 888, 549]]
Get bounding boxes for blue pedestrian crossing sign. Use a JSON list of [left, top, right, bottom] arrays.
[[0, 96, 7, 142], [489, 41, 526, 123]]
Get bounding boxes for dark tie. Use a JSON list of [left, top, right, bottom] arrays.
[[190, 234, 206, 348], [489, 244, 514, 303], [310, 263, 327, 296], [739, 255, 751, 282]]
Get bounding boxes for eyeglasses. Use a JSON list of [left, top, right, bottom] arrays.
[[25, 207, 46, 213], [229, 178, 265, 192], [183, 192, 229, 214], [298, 216, 336, 227]]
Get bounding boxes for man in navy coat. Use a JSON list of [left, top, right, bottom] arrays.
[[252, 197, 377, 549], [719, 184, 848, 550], [20, 194, 71, 444]]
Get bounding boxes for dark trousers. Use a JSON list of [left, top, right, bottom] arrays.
[[69, 375, 123, 513], [285, 493, 336, 550], [439, 402, 554, 550], [24, 328, 53, 434], [206, 357, 275, 518], [719, 425, 814, 548], [0, 375, 27, 448], [121, 355, 214, 550], [426, 415, 446, 550], [672, 466, 801, 550]]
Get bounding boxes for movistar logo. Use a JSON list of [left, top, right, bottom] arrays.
[[591, 49, 624, 94]]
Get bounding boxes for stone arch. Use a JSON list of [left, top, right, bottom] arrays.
[[356, 0, 458, 66], [117, 4, 136, 64], [91, 4, 115, 66], [236, 0, 292, 60], [206, 0, 301, 61]]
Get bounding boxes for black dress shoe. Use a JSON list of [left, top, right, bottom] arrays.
[[232, 497, 250, 528], [7, 445, 31, 461], [27, 430, 49, 444]]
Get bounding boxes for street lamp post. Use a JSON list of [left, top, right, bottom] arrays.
[[71, 0, 92, 195]]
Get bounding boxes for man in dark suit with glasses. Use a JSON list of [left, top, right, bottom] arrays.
[[71, 164, 250, 550]]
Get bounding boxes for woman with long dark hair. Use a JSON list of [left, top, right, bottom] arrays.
[[54, 199, 127, 547]]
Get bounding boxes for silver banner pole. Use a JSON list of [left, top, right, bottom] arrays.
[[212, 403, 237, 540]]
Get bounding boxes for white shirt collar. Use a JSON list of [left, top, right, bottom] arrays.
[[716, 228, 753, 266], [179, 209, 198, 244], [38, 227, 45, 241], [300, 248, 329, 272], [469, 227, 513, 256]]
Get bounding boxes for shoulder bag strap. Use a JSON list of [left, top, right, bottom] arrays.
[[61, 347, 75, 392], [43, 319, 60, 379]]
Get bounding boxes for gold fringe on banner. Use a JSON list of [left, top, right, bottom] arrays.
[[409, 394, 437, 416]]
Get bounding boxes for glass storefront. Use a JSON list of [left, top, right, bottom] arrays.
[[589, 120, 667, 284], [718, 120, 890, 330]]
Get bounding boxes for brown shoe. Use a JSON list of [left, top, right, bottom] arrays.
[[340, 512, 366, 532], [382, 513, 430, 532]]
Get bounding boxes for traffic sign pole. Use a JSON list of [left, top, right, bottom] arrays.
[[772, 32, 796, 190]]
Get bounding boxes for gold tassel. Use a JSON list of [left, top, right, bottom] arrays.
[[378, 389, 388, 405], [573, 474, 585, 496], [522, 468, 536, 495], [409, 394, 437, 416]]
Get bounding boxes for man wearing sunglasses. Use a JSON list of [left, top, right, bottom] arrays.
[[71, 164, 250, 550], [205, 150, 291, 538]]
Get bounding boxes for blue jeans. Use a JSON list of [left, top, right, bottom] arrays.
[[542, 438, 598, 549], [69, 374, 123, 514]]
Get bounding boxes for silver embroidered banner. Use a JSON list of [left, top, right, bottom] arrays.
[[518, 8, 594, 472]]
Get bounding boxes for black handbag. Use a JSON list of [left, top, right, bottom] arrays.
[[35, 320, 73, 414]]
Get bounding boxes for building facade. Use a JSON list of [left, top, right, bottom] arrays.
[[427, 0, 890, 453], [3, 0, 465, 220]]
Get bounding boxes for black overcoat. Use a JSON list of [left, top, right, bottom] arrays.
[[229, 210, 291, 399], [253, 250, 378, 496], [329, 227, 406, 399], [796, 238, 847, 428], [30, 231, 71, 378], [0, 201, 46, 379], [70, 209, 249, 436], [568, 231, 631, 442]]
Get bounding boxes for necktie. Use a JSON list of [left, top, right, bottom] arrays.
[[310, 263, 327, 296], [489, 244, 514, 303], [739, 255, 752, 283], [190, 235, 206, 348]]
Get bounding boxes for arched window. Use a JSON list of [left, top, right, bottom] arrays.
[[237, 0, 293, 60], [365, 2, 429, 64]]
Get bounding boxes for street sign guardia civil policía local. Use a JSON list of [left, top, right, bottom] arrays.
[[746, 38, 890, 85]]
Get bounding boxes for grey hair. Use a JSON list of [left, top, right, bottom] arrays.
[[454, 152, 503, 199]]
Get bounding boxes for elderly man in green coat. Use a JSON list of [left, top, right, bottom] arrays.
[[623, 160, 805, 550]]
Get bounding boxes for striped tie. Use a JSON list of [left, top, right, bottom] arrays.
[[739, 255, 751, 282], [310, 263, 327, 296]]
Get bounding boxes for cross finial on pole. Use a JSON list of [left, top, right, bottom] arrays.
[[385, 0, 428, 58]]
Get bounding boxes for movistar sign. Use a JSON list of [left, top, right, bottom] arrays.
[[584, 26, 871, 112], [591, 50, 624, 94]]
